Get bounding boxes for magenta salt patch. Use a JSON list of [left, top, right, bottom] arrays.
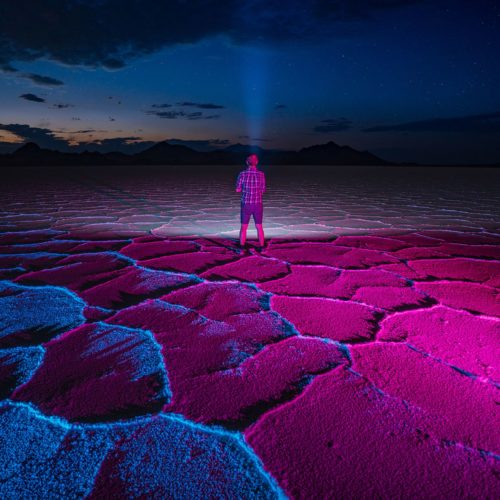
[[261, 266, 408, 300], [266, 242, 400, 269], [67, 240, 129, 253], [258, 265, 341, 297], [140, 250, 237, 273], [378, 305, 500, 382], [12, 322, 169, 422], [415, 281, 499, 316], [352, 285, 430, 310], [164, 281, 265, 320], [245, 366, 499, 499], [108, 300, 291, 377], [394, 246, 449, 259], [264, 242, 350, 265], [120, 239, 198, 260], [377, 262, 432, 280], [271, 295, 379, 341], [200, 255, 289, 282], [350, 343, 500, 453], [408, 257, 500, 282], [165, 336, 346, 427], [435, 242, 500, 259], [329, 268, 408, 297], [333, 235, 407, 251], [80, 267, 197, 309], [15, 252, 131, 291], [0, 229, 65, 244]]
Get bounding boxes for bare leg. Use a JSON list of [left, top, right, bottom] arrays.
[[240, 223, 249, 246], [256, 223, 265, 247]]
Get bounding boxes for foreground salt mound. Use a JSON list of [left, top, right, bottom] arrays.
[[245, 365, 499, 499], [164, 281, 266, 320], [80, 266, 199, 309], [332, 235, 408, 251], [351, 343, 499, 453], [351, 285, 430, 310], [264, 242, 399, 268], [408, 257, 500, 283], [15, 252, 131, 291], [140, 250, 238, 273], [0, 281, 85, 347], [378, 305, 500, 383], [163, 336, 347, 428], [414, 281, 499, 316], [200, 255, 289, 282], [0, 402, 281, 499], [107, 299, 325, 426], [271, 295, 379, 342], [12, 322, 170, 421], [260, 265, 428, 310], [119, 238, 199, 260]]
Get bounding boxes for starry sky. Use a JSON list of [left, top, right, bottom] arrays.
[[0, 0, 499, 164]]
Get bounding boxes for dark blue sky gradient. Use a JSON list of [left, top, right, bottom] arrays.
[[0, 0, 499, 164]]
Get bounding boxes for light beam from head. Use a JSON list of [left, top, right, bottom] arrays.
[[240, 46, 269, 148]]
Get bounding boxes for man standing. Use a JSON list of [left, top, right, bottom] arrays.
[[236, 153, 265, 248]]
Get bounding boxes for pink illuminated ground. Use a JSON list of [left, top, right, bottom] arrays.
[[0, 166, 499, 498]]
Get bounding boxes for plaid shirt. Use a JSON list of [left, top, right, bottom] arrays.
[[236, 168, 266, 204]]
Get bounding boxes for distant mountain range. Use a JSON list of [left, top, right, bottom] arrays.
[[0, 140, 406, 167]]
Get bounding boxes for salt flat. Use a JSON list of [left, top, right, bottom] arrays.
[[0, 165, 499, 499]]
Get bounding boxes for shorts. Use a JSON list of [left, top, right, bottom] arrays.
[[241, 202, 263, 224]]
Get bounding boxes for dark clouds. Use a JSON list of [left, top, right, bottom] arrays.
[[147, 110, 220, 120], [314, 117, 353, 133], [0, 123, 69, 149], [52, 103, 74, 109], [150, 102, 225, 110], [1, 65, 64, 86], [0, 1, 428, 69], [363, 111, 500, 133], [23, 73, 64, 86], [0, 63, 17, 73], [176, 101, 225, 109], [0, 123, 153, 153], [19, 93, 45, 103]]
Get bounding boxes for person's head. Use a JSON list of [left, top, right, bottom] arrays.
[[246, 154, 259, 168]]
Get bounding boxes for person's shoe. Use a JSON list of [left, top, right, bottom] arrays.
[[238, 243, 250, 255]]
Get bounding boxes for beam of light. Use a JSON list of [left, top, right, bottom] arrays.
[[239, 47, 269, 146]]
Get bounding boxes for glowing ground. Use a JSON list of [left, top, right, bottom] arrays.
[[0, 166, 499, 498]]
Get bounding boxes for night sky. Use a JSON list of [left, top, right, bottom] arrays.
[[1, 0, 499, 164]]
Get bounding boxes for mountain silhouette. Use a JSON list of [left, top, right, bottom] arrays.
[[0, 140, 396, 166]]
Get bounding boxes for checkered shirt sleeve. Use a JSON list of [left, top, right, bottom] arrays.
[[237, 169, 266, 204]]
